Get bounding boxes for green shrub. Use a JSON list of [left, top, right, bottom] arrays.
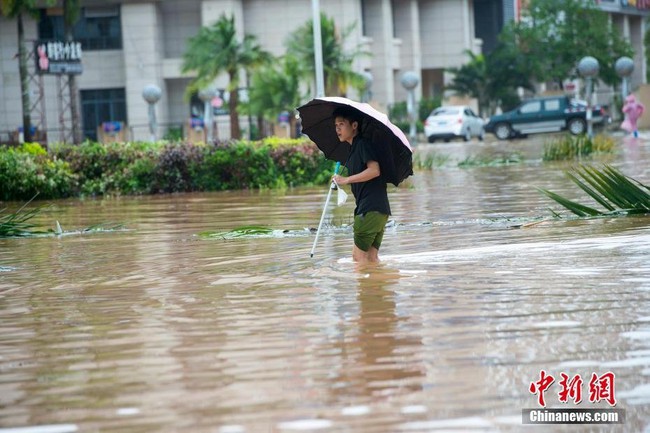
[[1, 138, 332, 201], [418, 97, 442, 121], [543, 134, 616, 161], [0, 146, 76, 201]]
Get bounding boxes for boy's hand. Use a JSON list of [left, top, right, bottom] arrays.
[[333, 175, 349, 185]]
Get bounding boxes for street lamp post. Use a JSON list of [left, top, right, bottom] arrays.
[[577, 56, 599, 139], [142, 84, 162, 141], [199, 88, 217, 143], [361, 71, 373, 103], [400, 71, 419, 144], [615, 56, 634, 100]]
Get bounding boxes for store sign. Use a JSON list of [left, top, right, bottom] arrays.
[[34, 40, 83, 75]]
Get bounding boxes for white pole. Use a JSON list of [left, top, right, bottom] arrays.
[[310, 162, 340, 258], [310, 181, 336, 258], [312, 0, 325, 97]]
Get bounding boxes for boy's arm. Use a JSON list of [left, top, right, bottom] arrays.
[[334, 161, 380, 185]]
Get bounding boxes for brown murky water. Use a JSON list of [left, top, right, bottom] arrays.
[[2, 134, 650, 432]]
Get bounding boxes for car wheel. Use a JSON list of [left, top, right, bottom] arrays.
[[568, 118, 586, 135], [494, 123, 512, 140], [479, 129, 485, 141], [463, 129, 471, 141], [427, 136, 435, 143]]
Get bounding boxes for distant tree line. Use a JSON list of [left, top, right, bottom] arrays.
[[446, 0, 634, 117]]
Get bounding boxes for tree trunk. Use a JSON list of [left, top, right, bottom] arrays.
[[229, 84, 241, 139], [257, 114, 265, 139], [17, 13, 33, 143]]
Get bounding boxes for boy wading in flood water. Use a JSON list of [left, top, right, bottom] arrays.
[[331, 106, 391, 264]]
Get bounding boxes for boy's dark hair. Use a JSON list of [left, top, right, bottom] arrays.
[[332, 106, 362, 128]]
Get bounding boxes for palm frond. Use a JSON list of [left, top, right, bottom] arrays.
[[537, 187, 603, 217], [539, 164, 650, 217]]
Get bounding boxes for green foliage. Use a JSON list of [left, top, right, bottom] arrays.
[[163, 126, 183, 141], [0, 145, 76, 201], [389, 102, 424, 134], [446, 48, 530, 117], [418, 97, 442, 122], [16, 142, 47, 155], [539, 164, 650, 217], [286, 13, 368, 96], [0, 199, 42, 237], [199, 225, 274, 239], [458, 153, 522, 167], [413, 152, 450, 170], [542, 134, 616, 161], [1, 0, 55, 19], [508, 0, 633, 88], [181, 13, 271, 139], [1, 139, 332, 201], [245, 55, 304, 123]]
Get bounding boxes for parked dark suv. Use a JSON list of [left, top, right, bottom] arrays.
[[484, 96, 608, 140]]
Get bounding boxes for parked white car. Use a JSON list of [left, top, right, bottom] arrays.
[[424, 105, 485, 143]]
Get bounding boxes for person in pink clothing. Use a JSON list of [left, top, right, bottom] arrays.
[[621, 94, 645, 138]]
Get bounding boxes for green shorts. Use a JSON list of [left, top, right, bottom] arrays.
[[353, 211, 389, 252]]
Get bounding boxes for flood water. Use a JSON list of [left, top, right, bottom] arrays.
[[2, 134, 650, 432]]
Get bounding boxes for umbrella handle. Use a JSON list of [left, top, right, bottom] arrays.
[[310, 162, 341, 258]]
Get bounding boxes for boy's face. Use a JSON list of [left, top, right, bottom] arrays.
[[334, 116, 358, 144]]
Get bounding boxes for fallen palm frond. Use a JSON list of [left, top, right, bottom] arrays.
[[1, 195, 126, 238], [538, 164, 650, 217], [0, 195, 44, 237], [0, 205, 43, 237]]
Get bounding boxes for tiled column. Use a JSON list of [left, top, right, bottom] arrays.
[[122, 3, 168, 141], [393, 0, 422, 102]]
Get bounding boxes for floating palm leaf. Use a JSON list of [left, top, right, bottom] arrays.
[[0, 205, 43, 237], [1, 195, 125, 238], [538, 164, 650, 217]]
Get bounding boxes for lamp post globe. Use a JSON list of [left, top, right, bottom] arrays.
[[400, 71, 420, 144], [615, 56, 635, 99], [577, 57, 599, 139], [142, 84, 162, 141], [615, 56, 634, 78], [142, 84, 162, 104], [577, 56, 599, 78], [198, 88, 218, 143], [198, 87, 217, 103], [400, 71, 419, 90]]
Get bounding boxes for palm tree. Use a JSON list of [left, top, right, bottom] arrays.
[[245, 55, 305, 137], [286, 13, 368, 97], [182, 14, 271, 140], [1, 0, 55, 143]]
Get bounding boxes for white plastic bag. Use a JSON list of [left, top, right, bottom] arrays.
[[337, 186, 348, 206]]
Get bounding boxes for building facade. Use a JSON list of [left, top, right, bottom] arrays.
[[0, 0, 647, 143]]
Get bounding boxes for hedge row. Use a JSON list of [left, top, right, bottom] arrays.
[[0, 139, 334, 201]]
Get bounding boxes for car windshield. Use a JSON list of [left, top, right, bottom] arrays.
[[432, 107, 461, 116]]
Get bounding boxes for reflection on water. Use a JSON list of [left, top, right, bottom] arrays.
[[1, 136, 650, 432]]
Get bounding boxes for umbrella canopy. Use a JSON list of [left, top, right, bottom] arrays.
[[297, 96, 414, 186]]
